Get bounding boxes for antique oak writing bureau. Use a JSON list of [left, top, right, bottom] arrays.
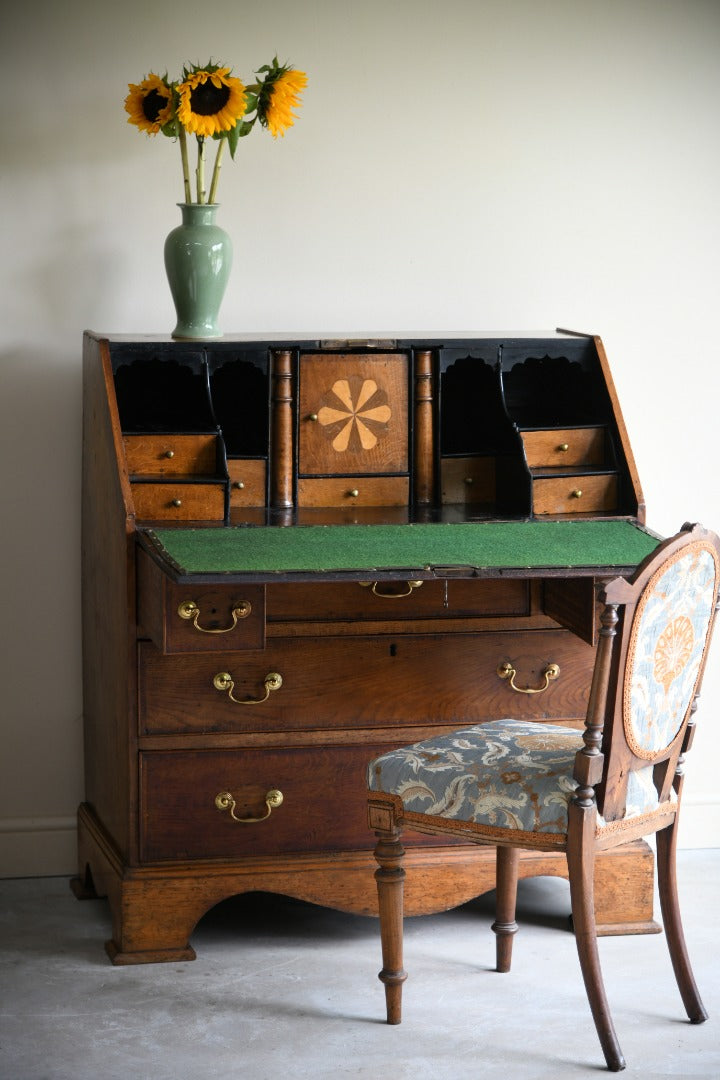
[[76, 330, 662, 963]]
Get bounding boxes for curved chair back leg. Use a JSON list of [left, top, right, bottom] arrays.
[[656, 819, 708, 1024], [567, 806, 626, 1072]]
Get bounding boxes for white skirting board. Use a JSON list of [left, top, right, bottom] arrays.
[[0, 801, 717, 878]]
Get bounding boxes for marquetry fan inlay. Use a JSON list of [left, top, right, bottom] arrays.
[[316, 377, 392, 453]]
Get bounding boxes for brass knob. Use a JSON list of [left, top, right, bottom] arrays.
[[464, 476, 474, 485], [571, 489, 583, 499], [233, 480, 245, 489], [171, 498, 182, 507], [308, 413, 318, 422], [348, 489, 359, 498], [558, 443, 569, 453]]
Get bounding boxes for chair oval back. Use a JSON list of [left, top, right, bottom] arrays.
[[624, 541, 719, 760]]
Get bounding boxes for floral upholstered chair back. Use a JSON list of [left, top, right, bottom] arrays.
[[599, 531, 720, 822], [624, 542, 718, 758]]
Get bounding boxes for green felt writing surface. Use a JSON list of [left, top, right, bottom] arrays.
[[145, 520, 660, 578]]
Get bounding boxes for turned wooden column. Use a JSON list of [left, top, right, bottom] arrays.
[[271, 349, 294, 510], [413, 349, 434, 505]]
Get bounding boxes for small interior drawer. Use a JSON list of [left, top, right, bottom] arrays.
[[297, 475, 409, 507], [228, 459, 267, 507], [532, 473, 617, 515], [137, 546, 265, 653], [131, 482, 225, 521], [521, 427, 606, 468], [441, 456, 496, 504], [124, 434, 218, 476]]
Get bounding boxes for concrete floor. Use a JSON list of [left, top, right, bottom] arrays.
[[1, 851, 719, 1080]]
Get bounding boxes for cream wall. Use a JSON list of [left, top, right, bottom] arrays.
[[1, 0, 719, 876]]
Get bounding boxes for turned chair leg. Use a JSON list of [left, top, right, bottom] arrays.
[[567, 809, 626, 1072], [656, 819, 708, 1023], [492, 845, 520, 972], [374, 830, 408, 1025]]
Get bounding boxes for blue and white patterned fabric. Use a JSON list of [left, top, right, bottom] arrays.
[[368, 719, 666, 836], [624, 545, 718, 758]]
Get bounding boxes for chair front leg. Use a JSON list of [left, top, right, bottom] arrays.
[[374, 827, 408, 1024], [492, 845, 520, 972]]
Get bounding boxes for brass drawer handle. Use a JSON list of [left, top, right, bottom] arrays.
[[497, 661, 560, 694], [359, 580, 424, 598], [178, 599, 252, 633], [213, 670, 283, 704], [571, 489, 583, 499], [558, 443, 569, 453], [215, 789, 283, 823]]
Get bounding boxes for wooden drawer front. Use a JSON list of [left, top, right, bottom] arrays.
[[138, 629, 594, 736], [124, 434, 218, 476], [228, 459, 266, 507], [131, 482, 225, 521], [297, 476, 409, 508], [140, 744, 392, 862], [298, 353, 409, 476], [267, 578, 530, 623], [521, 427, 606, 468], [441, 456, 495, 504], [137, 549, 265, 653], [532, 473, 617, 516]]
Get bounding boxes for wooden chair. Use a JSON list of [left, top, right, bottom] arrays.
[[367, 523, 720, 1071]]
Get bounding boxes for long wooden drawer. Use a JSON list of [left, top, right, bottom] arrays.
[[266, 578, 530, 622], [140, 744, 391, 861], [138, 629, 595, 736], [137, 547, 265, 653]]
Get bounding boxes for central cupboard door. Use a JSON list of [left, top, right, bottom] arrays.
[[297, 354, 410, 506]]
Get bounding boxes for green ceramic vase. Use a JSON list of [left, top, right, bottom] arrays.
[[164, 203, 232, 340]]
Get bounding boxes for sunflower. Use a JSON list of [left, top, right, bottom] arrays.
[[177, 65, 247, 138], [257, 62, 308, 138], [124, 74, 173, 135]]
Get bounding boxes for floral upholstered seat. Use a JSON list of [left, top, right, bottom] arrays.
[[368, 719, 668, 839]]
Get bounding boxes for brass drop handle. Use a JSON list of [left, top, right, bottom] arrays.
[[497, 661, 560, 694], [178, 600, 252, 633], [213, 670, 283, 704], [215, 789, 283, 823], [359, 580, 424, 598]]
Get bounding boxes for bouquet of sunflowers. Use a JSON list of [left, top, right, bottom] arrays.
[[125, 59, 307, 204]]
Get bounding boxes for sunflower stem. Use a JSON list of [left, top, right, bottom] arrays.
[[177, 125, 192, 203], [196, 137, 206, 203], [208, 137, 226, 204]]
